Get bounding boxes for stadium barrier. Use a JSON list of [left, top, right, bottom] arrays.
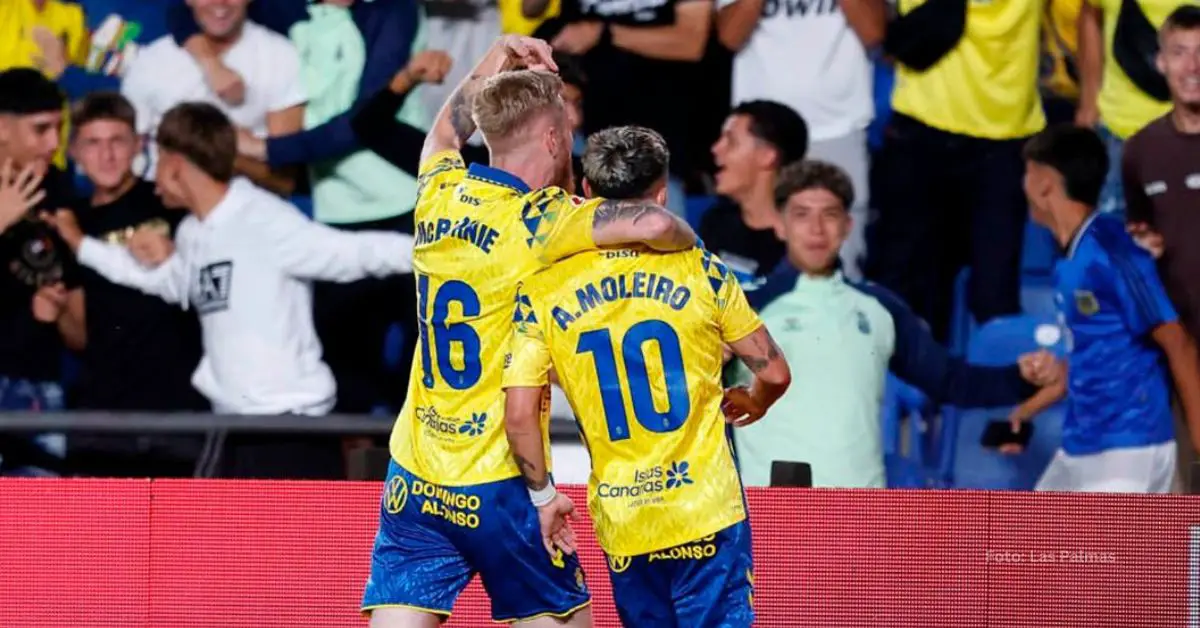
[[1, 479, 1196, 627]]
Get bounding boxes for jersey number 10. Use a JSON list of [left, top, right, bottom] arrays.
[[417, 274, 482, 390], [576, 320, 691, 442]]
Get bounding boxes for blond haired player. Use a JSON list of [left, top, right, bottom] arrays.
[[504, 126, 792, 627], [361, 38, 699, 628]]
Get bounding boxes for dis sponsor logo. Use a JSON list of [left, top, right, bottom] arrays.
[[384, 475, 409, 514]]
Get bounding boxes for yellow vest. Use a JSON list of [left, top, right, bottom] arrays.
[[1042, 0, 1083, 100], [1093, 0, 1179, 138], [499, 0, 560, 35], [0, 0, 87, 170], [892, 0, 1046, 139]]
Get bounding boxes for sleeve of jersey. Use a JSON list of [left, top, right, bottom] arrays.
[[709, 252, 764, 343], [416, 150, 465, 205], [1109, 250, 1178, 336], [503, 283, 553, 388], [529, 188, 602, 264]]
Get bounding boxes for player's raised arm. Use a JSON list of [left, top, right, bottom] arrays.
[[421, 35, 558, 164]]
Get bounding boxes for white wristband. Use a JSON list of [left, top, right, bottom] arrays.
[[529, 483, 557, 507]]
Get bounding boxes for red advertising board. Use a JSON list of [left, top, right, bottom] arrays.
[[0, 480, 1195, 627]]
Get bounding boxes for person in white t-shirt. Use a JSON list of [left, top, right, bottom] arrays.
[[49, 102, 415, 479], [716, 0, 885, 279], [120, 0, 306, 197]]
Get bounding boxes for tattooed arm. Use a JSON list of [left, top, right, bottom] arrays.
[[591, 199, 697, 252], [421, 35, 558, 164], [505, 386, 552, 490], [727, 326, 791, 419]]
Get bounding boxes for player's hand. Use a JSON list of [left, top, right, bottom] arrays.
[[551, 22, 603, 56], [496, 35, 558, 72], [721, 386, 766, 427], [31, 282, 68, 323], [537, 492, 579, 557], [1127, 222, 1164, 259], [0, 159, 46, 234], [1017, 350, 1062, 387]]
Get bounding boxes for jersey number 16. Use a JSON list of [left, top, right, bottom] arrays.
[[417, 273, 482, 390]]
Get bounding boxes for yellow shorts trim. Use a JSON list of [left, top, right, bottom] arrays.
[[360, 602, 453, 619], [498, 599, 592, 624]]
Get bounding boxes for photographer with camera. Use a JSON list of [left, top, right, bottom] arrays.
[[0, 68, 81, 477]]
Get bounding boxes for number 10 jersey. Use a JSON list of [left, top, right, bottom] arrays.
[[388, 151, 602, 487], [504, 246, 764, 556]]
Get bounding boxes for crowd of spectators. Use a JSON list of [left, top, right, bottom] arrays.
[[0, 0, 1199, 493]]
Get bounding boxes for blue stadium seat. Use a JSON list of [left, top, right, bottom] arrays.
[[949, 270, 1061, 355], [942, 314, 1067, 489], [1022, 221, 1060, 276], [949, 269, 972, 356], [685, 195, 717, 230], [1019, 274, 1058, 319], [951, 407, 1064, 490], [968, 313, 1066, 364], [882, 375, 940, 488]]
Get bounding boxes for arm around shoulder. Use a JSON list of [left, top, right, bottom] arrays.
[[591, 198, 697, 251]]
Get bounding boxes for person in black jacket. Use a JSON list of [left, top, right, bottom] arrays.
[[0, 69, 79, 476]]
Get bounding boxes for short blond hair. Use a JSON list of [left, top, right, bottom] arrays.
[[472, 70, 564, 144]]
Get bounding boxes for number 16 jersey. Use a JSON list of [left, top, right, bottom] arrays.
[[504, 246, 764, 556], [388, 151, 602, 486]]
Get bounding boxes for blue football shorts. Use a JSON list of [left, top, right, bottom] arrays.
[[362, 460, 590, 622], [606, 519, 754, 628]]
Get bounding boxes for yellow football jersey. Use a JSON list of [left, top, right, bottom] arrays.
[[387, 150, 603, 486], [504, 246, 764, 557]]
